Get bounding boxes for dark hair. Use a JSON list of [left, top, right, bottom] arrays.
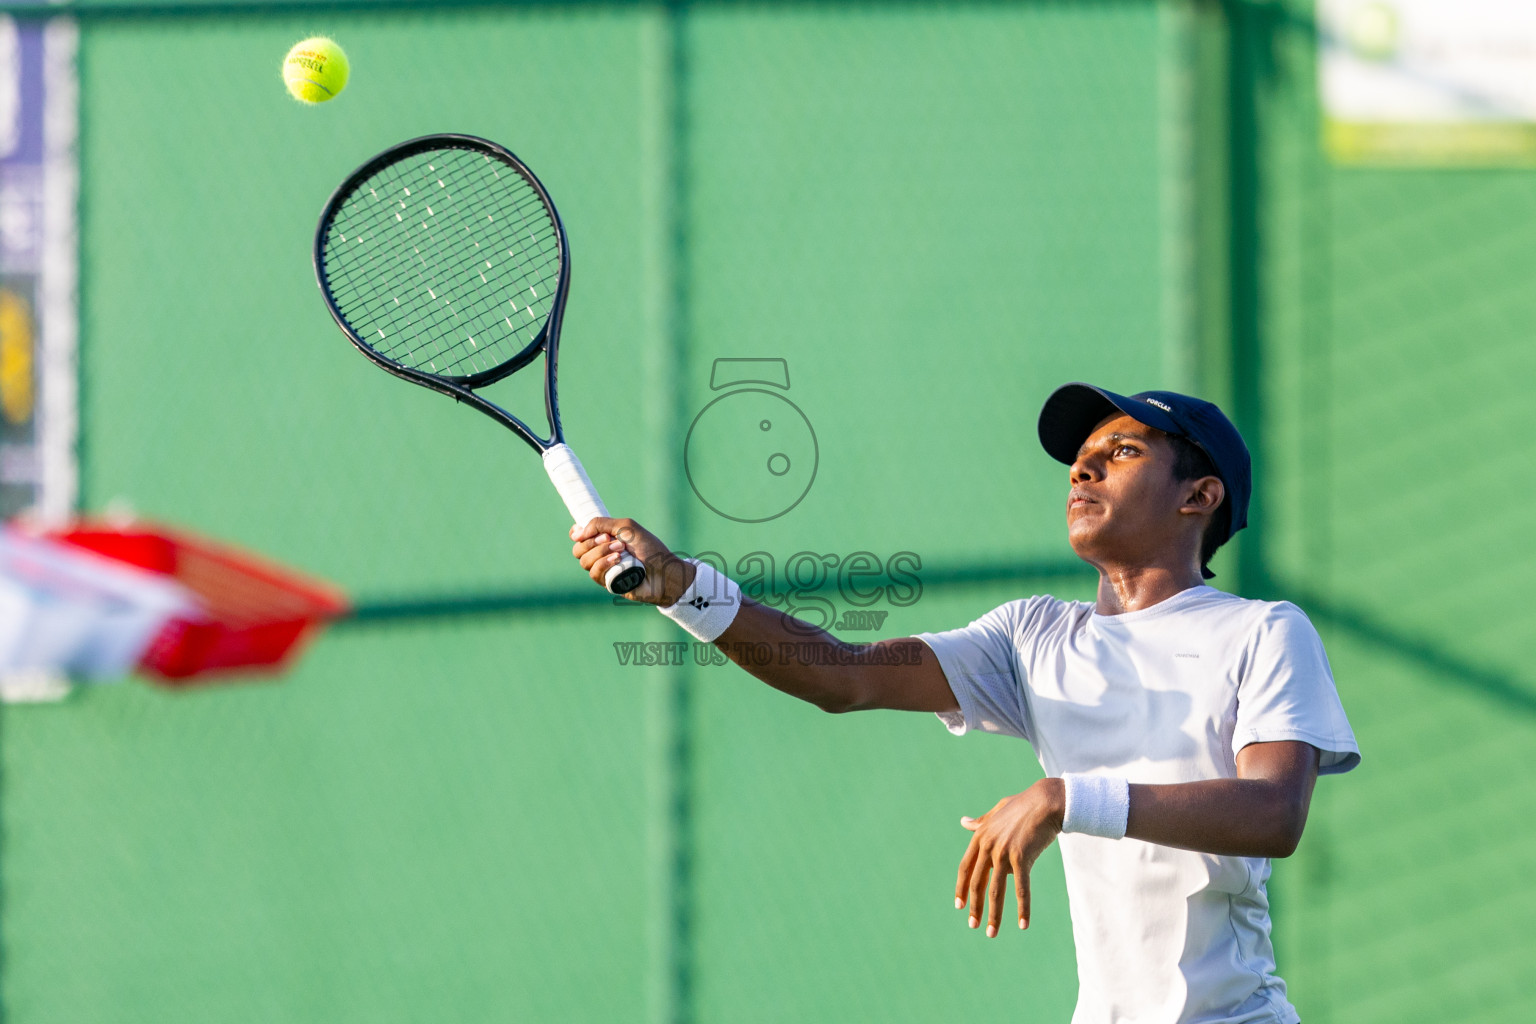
[[1168, 434, 1230, 571]]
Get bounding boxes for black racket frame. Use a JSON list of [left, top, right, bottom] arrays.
[[313, 133, 571, 455]]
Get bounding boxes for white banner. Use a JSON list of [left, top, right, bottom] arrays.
[[0, 15, 77, 523], [1319, 0, 1536, 165]]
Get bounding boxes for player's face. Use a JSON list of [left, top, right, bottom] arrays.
[[1065, 413, 1192, 568]]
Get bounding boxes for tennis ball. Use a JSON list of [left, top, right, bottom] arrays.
[[283, 37, 349, 104]]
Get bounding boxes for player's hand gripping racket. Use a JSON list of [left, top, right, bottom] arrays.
[[313, 133, 645, 595]]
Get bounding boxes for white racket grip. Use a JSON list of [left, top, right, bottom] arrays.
[[542, 443, 645, 594]]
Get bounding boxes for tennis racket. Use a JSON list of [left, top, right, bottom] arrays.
[[313, 133, 645, 595]]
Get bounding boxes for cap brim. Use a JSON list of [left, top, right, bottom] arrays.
[[1037, 383, 1184, 465]]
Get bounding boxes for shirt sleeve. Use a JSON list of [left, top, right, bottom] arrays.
[[1234, 602, 1361, 775], [915, 600, 1033, 742]]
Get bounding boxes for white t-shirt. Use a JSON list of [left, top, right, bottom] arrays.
[[917, 585, 1359, 1024]]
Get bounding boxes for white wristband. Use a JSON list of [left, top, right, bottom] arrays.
[[658, 560, 741, 643], [1060, 774, 1130, 839]]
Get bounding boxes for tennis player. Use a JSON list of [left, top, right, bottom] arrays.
[[571, 383, 1358, 1024]]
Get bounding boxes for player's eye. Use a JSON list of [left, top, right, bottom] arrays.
[[1114, 444, 1141, 457]]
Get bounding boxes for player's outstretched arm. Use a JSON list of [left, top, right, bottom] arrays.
[[570, 517, 958, 715]]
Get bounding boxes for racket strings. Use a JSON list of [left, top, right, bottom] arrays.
[[324, 173, 549, 301], [328, 162, 557, 374], [321, 146, 562, 378], [332, 221, 557, 372], [376, 224, 560, 370]]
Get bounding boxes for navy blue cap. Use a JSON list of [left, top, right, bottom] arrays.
[[1038, 383, 1251, 574]]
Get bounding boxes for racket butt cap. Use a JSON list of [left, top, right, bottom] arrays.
[[606, 560, 647, 596]]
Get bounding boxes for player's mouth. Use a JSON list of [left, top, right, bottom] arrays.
[[1067, 489, 1099, 511]]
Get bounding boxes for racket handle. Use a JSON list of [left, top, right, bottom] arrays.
[[542, 443, 647, 596]]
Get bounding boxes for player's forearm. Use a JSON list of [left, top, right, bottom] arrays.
[[652, 559, 870, 709], [710, 598, 944, 714], [1125, 778, 1311, 858], [572, 530, 956, 714]]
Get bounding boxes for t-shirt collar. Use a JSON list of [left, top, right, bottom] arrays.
[[1090, 584, 1218, 625]]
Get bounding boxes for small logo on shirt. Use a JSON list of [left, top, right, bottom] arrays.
[[1174, 652, 1200, 659]]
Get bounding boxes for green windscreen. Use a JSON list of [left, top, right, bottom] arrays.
[[0, 3, 1532, 1024]]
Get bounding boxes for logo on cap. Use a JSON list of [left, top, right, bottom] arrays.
[[1144, 398, 1172, 412]]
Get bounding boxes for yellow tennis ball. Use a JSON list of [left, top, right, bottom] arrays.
[[283, 37, 349, 104]]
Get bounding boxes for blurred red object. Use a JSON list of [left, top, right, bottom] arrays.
[[46, 521, 350, 685]]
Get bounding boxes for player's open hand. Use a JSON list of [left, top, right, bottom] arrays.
[[571, 517, 693, 606], [955, 778, 1065, 937]]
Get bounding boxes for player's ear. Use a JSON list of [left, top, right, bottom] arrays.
[[1179, 476, 1225, 518]]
